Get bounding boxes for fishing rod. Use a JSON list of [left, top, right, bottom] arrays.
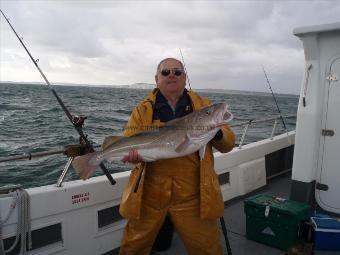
[[179, 48, 192, 90], [0, 149, 65, 163], [0, 9, 116, 185], [0, 144, 102, 163], [261, 65, 291, 144]]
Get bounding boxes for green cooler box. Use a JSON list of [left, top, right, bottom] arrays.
[[244, 194, 310, 250]]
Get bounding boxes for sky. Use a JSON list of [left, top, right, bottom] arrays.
[[0, 1, 340, 94]]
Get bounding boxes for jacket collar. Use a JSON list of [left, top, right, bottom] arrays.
[[144, 88, 202, 110]]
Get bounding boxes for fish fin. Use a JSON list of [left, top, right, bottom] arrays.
[[72, 152, 99, 180], [102, 135, 123, 150], [199, 146, 206, 160], [175, 135, 190, 153]]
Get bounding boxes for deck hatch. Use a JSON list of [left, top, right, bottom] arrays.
[[218, 172, 230, 186], [2, 223, 62, 254], [265, 145, 294, 178], [98, 205, 123, 228]]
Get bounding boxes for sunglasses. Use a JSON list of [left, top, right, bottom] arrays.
[[160, 68, 184, 77]]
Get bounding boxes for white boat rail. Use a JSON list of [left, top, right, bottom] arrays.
[[230, 115, 296, 149], [0, 114, 296, 188]]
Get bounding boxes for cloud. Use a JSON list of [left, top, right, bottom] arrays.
[[1, 0, 340, 94]]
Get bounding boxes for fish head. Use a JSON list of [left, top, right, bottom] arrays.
[[187, 103, 233, 138]]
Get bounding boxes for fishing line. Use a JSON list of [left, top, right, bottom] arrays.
[[179, 48, 232, 255], [0, 9, 115, 185]]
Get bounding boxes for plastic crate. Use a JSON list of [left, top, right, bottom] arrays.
[[311, 217, 340, 251], [244, 194, 310, 250]]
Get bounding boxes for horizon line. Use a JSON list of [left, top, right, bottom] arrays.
[[0, 80, 299, 96]]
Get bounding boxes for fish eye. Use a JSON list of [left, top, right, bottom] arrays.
[[205, 110, 210, 115]]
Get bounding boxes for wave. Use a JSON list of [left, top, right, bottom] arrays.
[[115, 109, 132, 115]]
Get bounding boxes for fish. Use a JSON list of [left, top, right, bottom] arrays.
[[72, 103, 233, 180]]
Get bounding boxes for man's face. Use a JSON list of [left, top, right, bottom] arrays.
[[155, 59, 186, 96]]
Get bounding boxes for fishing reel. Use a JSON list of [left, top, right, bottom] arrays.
[[72, 115, 87, 127]]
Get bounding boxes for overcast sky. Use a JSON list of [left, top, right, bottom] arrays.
[[1, 1, 340, 94]]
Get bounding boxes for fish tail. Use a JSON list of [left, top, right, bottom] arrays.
[[72, 152, 100, 180]]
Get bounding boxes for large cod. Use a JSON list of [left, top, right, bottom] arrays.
[[72, 103, 233, 179]]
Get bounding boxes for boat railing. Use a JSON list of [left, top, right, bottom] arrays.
[[54, 114, 296, 186], [0, 114, 296, 187], [229, 115, 296, 149]]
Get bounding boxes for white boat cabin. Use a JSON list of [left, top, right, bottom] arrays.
[[291, 22, 340, 215]]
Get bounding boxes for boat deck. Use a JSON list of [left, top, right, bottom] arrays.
[[152, 172, 337, 255]]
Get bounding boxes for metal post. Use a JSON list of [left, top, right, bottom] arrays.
[[270, 119, 278, 140], [56, 157, 74, 187], [238, 120, 252, 149]]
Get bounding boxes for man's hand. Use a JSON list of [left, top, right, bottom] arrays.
[[122, 149, 142, 164]]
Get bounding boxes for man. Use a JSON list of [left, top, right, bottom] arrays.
[[119, 58, 235, 254]]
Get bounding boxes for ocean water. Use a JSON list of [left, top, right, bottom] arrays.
[[0, 83, 298, 188]]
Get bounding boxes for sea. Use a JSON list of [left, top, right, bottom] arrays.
[[0, 83, 298, 189]]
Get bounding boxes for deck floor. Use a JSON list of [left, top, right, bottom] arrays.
[[152, 173, 338, 255]]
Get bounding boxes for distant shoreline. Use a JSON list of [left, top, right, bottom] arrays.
[[0, 81, 299, 97]]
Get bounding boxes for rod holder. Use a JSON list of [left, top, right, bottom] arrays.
[[56, 157, 74, 187]]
